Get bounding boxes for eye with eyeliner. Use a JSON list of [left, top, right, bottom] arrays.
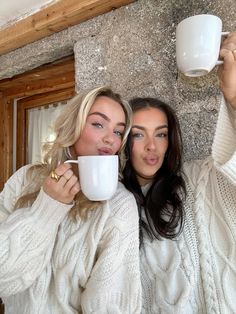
[[114, 130, 124, 137], [156, 132, 168, 138], [91, 120, 124, 138], [132, 132, 144, 138], [91, 122, 103, 128]]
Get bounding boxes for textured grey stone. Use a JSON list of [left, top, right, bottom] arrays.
[[179, 108, 219, 160], [0, 0, 236, 161]]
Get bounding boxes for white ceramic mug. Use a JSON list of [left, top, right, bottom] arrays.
[[176, 14, 229, 77], [65, 155, 118, 201]]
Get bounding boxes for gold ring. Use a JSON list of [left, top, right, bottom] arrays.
[[50, 170, 61, 182]]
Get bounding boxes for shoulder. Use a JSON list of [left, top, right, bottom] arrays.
[[112, 181, 137, 205], [0, 165, 33, 216], [183, 157, 213, 185], [183, 159, 202, 173], [107, 182, 138, 223], [4, 165, 32, 191]]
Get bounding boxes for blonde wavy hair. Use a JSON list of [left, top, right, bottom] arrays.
[[14, 86, 132, 219]]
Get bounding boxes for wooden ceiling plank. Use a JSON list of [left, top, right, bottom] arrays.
[[34, 0, 129, 29], [0, 0, 134, 56]]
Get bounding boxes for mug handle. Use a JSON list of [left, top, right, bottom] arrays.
[[64, 160, 79, 164], [216, 31, 230, 65]]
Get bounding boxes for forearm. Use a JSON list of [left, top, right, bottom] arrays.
[[0, 188, 72, 297], [81, 191, 142, 313], [81, 226, 141, 313], [212, 96, 236, 184]]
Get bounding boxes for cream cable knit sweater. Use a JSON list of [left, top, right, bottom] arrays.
[[140, 98, 236, 314], [0, 174, 141, 313]]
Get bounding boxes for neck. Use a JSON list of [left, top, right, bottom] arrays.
[[136, 174, 154, 186]]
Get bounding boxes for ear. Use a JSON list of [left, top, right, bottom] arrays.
[[67, 146, 77, 159], [65, 146, 73, 159]]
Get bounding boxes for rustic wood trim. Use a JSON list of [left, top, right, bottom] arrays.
[[16, 100, 26, 171], [0, 56, 75, 99], [0, 297, 4, 314], [0, 56, 75, 186], [0, 95, 13, 191], [16, 87, 75, 169], [0, 0, 134, 56], [17, 87, 75, 109], [4, 72, 75, 99], [5, 100, 13, 180], [0, 93, 5, 191]]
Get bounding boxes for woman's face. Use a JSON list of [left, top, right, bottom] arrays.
[[74, 96, 126, 156], [131, 107, 169, 186]]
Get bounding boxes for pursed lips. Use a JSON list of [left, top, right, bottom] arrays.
[[143, 155, 159, 166], [98, 147, 113, 155]]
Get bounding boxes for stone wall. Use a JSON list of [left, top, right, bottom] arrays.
[[1, 0, 236, 161]]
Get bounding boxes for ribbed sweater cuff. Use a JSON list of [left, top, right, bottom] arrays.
[[30, 188, 73, 228], [220, 152, 236, 185], [82, 292, 141, 314], [212, 98, 236, 185], [212, 98, 236, 164]]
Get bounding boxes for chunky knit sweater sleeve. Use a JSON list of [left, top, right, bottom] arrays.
[[181, 96, 236, 314], [0, 165, 73, 297], [212, 97, 236, 184], [81, 183, 141, 314]]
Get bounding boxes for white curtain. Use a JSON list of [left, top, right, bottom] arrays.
[[27, 102, 67, 164]]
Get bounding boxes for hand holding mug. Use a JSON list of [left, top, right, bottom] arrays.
[[65, 155, 118, 201], [43, 163, 80, 204], [218, 32, 236, 108]]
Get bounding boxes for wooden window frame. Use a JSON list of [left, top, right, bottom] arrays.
[[16, 88, 75, 169], [0, 56, 75, 190]]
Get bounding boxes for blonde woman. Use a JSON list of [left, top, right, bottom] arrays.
[[0, 87, 141, 313]]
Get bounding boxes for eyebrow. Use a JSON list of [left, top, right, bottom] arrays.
[[88, 112, 126, 127], [132, 124, 168, 131]]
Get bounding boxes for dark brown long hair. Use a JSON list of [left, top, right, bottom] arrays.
[[122, 97, 186, 244]]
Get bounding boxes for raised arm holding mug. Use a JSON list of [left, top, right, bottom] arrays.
[[0, 86, 142, 313], [122, 28, 236, 313]]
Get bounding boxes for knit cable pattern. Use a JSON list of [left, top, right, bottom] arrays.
[[192, 158, 219, 314]]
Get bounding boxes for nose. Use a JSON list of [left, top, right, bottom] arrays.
[[145, 137, 156, 152], [102, 132, 114, 146]]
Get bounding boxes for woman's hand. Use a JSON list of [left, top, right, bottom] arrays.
[[218, 32, 236, 109], [43, 163, 80, 204]]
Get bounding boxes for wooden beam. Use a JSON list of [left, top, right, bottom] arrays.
[[0, 55, 75, 98], [0, 0, 134, 56], [4, 72, 75, 98], [0, 93, 5, 191], [0, 56, 74, 87], [17, 87, 75, 109], [0, 95, 13, 191]]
